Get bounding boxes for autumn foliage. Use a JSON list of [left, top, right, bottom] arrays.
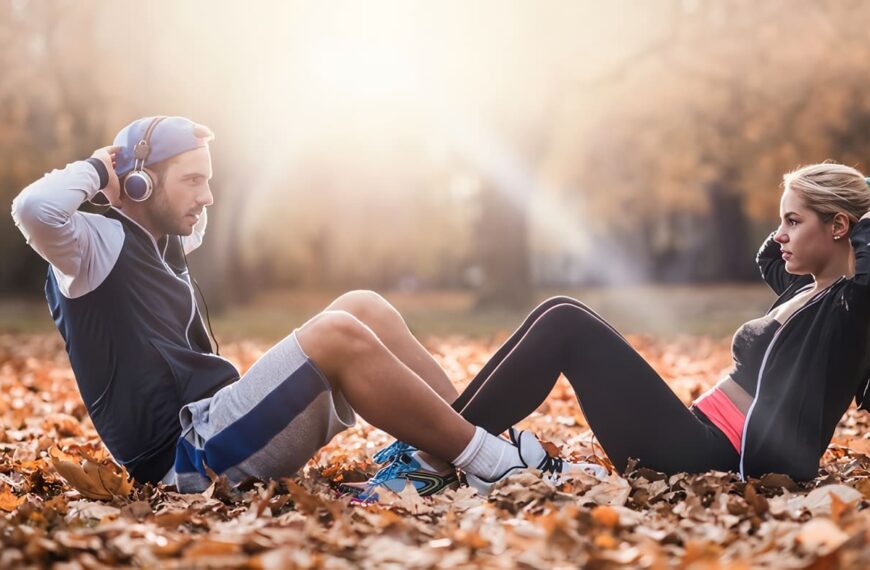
[[2, 332, 870, 567]]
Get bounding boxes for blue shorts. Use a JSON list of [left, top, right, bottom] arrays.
[[163, 331, 356, 492]]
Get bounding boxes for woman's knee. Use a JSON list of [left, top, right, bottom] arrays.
[[537, 295, 589, 312], [535, 302, 604, 334]]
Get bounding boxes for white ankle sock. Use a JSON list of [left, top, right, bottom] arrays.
[[452, 426, 529, 481], [451, 426, 486, 469]]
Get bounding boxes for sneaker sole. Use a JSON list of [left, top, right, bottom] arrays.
[[339, 473, 459, 502]]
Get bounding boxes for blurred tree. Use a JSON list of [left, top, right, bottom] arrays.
[[0, 0, 108, 294], [5, 0, 870, 303], [467, 117, 540, 310], [565, 0, 870, 282]]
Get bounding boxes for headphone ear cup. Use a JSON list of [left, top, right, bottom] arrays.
[[123, 171, 154, 202]]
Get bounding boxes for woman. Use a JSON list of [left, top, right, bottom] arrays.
[[361, 162, 870, 496]]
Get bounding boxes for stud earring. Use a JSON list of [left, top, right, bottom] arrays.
[[834, 235, 842, 240]]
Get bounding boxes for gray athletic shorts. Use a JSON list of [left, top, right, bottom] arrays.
[[163, 331, 356, 492]]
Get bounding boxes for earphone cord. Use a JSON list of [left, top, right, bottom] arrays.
[[181, 245, 221, 356]]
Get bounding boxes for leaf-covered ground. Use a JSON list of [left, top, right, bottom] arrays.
[[1, 332, 870, 568]]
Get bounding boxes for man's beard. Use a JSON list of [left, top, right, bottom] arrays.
[[148, 194, 189, 236]]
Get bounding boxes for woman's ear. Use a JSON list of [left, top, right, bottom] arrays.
[[832, 212, 851, 240]]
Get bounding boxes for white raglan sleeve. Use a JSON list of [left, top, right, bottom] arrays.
[[181, 207, 208, 255], [10, 160, 124, 298]]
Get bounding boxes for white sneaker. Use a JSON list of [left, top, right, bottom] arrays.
[[465, 427, 608, 495]]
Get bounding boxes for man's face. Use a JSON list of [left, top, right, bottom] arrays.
[[774, 187, 835, 275], [146, 147, 214, 237]]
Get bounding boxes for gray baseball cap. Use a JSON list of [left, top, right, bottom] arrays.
[[112, 116, 213, 177]]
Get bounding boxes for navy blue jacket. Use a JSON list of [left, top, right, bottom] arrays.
[[12, 160, 239, 482]]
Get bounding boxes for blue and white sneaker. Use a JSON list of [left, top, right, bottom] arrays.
[[372, 440, 417, 464], [465, 428, 609, 495], [339, 451, 458, 502]]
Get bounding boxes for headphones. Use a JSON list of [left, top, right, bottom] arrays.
[[123, 116, 167, 202]]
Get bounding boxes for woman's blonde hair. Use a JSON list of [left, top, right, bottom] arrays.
[[783, 162, 870, 227]]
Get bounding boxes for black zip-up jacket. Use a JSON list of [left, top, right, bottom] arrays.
[[741, 219, 870, 481]]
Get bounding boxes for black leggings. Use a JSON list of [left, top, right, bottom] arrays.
[[451, 297, 739, 475]]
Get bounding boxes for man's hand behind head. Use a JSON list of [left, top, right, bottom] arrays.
[[90, 146, 122, 206]]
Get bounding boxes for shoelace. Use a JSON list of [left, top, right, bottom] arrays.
[[539, 454, 564, 475], [368, 452, 416, 486], [373, 441, 415, 464]]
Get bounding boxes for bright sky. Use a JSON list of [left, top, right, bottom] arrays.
[[97, 0, 671, 147], [85, 0, 680, 275]]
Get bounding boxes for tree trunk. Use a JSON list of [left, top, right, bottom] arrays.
[[706, 174, 756, 281], [474, 179, 533, 310]]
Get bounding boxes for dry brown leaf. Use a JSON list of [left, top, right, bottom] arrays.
[[453, 528, 489, 550], [183, 538, 243, 558], [596, 545, 641, 564], [48, 446, 132, 501], [852, 477, 870, 500], [0, 484, 24, 512], [579, 475, 631, 506], [282, 479, 326, 515], [593, 531, 618, 549], [66, 500, 121, 521], [758, 472, 800, 492], [3, 333, 870, 568], [795, 484, 862, 517], [744, 483, 769, 516], [795, 518, 850, 555], [255, 480, 277, 518], [43, 494, 69, 516], [591, 505, 620, 528], [842, 437, 870, 456], [682, 540, 724, 566], [41, 413, 83, 437], [377, 480, 433, 515], [153, 509, 194, 528]]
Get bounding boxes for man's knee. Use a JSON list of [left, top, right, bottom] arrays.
[[297, 310, 376, 373], [329, 290, 400, 326]]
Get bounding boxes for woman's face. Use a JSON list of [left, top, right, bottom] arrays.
[[774, 187, 837, 275]]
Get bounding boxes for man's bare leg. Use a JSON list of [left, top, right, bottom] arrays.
[[324, 290, 459, 402], [296, 310, 472, 464]]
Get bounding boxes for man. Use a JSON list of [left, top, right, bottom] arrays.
[[12, 116, 591, 496]]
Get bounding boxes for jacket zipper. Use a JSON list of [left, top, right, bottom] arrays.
[[738, 277, 845, 480], [111, 208, 197, 350], [113, 210, 236, 369]]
